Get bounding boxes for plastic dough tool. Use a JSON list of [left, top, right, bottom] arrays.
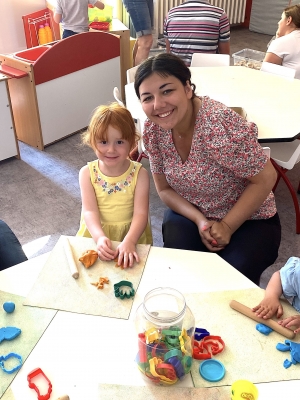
[[230, 300, 295, 339]]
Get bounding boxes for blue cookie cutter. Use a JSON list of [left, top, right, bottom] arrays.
[[114, 281, 135, 299], [0, 352, 22, 374], [195, 327, 210, 341]]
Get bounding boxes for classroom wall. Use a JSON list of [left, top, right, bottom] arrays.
[[0, 0, 46, 54]]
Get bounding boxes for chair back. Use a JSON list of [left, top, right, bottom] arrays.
[[113, 87, 125, 107], [191, 53, 230, 67], [126, 66, 139, 84], [260, 61, 296, 79], [263, 140, 300, 170]]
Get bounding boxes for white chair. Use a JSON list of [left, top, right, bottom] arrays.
[[191, 53, 230, 67], [260, 62, 296, 79], [263, 140, 300, 233], [113, 87, 125, 107], [126, 65, 139, 84]]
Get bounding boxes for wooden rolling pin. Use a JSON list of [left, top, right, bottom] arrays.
[[63, 237, 79, 279], [230, 300, 295, 339]]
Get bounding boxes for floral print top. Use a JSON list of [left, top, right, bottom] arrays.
[[143, 96, 277, 220]]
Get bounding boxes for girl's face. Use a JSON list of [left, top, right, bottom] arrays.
[[139, 72, 193, 131], [277, 12, 291, 37], [95, 125, 131, 168]]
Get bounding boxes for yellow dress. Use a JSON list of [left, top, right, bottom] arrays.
[[77, 160, 153, 244]]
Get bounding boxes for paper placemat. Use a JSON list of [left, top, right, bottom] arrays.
[[24, 236, 150, 318], [0, 291, 56, 398], [98, 383, 229, 399], [186, 288, 300, 387]]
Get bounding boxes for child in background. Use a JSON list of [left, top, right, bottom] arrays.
[[77, 103, 152, 268], [54, 0, 105, 39], [253, 257, 300, 334]]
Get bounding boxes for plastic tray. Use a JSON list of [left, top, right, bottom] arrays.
[[232, 48, 266, 70]]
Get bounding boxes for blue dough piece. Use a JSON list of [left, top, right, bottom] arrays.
[[0, 327, 21, 343], [283, 359, 292, 369], [276, 343, 290, 352], [3, 301, 15, 313], [256, 323, 273, 335]]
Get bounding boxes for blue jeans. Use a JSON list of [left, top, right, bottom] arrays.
[[0, 220, 27, 270], [162, 210, 281, 284], [123, 0, 153, 37], [62, 30, 79, 39]]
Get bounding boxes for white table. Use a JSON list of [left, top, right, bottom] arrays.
[[125, 66, 300, 143], [0, 247, 299, 399]]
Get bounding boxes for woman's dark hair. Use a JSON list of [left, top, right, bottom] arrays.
[[284, 4, 300, 28], [134, 53, 196, 99]]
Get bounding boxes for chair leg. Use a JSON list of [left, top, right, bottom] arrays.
[[137, 152, 149, 163], [271, 159, 300, 234]]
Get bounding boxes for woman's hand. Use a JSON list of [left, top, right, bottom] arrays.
[[199, 220, 225, 252], [209, 220, 232, 247], [96, 236, 115, 261], [115, 239, 139, 268], [278, 315, 300, 334], [252, 295, 283, 319]]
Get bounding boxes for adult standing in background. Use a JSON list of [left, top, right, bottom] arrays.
[[122, 0, 154, 66], [164, 0, 230, 67], [264, 4, 300, 79], [54, 0, 105, 39]]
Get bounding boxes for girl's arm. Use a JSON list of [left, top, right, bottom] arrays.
[[79, 166, 115, 260], [116, 167, 150, 267], [153, 173, 219, 250], [252, 271, 284, 319], [264, 52, 283, 65], [210, 159, 277, 246]]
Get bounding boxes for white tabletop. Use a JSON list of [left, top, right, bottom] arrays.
[[1, 247, 299, 399], [125, 66, 300, 143]]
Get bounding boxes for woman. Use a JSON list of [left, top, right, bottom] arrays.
[[134, 53, 281, 284], [264, 4, 300, 79]]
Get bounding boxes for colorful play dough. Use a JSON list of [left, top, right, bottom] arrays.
[[3, 301, 15, 313]]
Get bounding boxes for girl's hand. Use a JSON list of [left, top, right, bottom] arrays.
[[199, 220, 225, 252], [252, 296, 283, 319], [96, 236, 115, 261], [278, 315, 300, 334], [115, 239, 139, 268]]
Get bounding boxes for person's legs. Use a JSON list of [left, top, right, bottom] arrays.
[[162, 209, 208, 252], [0, 220, 28, 270], [218, 213, 281, 284], [123, 0, 153, 65]]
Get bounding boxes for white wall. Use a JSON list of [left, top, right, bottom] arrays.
[[0, 0, 47, 54]]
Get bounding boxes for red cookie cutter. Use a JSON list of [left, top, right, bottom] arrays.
[[27, 368, 52, 400], [193, 335, 225, 360]]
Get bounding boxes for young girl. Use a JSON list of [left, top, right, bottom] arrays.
[[253, 257, 300, 334], [77, 103, 152, 268]]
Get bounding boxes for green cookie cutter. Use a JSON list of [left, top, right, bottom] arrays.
[[114, 280, 135, 299]]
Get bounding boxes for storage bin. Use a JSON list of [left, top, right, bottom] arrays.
[[232, 48, 266, 70], [88, 5, 113, 23]]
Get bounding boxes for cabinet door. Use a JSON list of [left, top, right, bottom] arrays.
[[0, 78, 19, 161]]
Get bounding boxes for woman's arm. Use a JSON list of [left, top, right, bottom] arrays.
[[79, 166, 114, 259], [153, 173, 219, 250], [116, 167, 151, 266]]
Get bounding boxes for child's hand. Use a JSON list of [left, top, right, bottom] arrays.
[[96, 236, 115, 261], [252, 296, 283, 319], [115, 239, 139, 268], [278, 315, 300, 334]]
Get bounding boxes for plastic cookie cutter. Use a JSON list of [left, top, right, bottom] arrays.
[[179, 328, 192, 355], [114, 280, 135, 299], [27, 368, 53, 400], [149, 357, 178, 384], [194, 327, 210, 341], [193, 335, 225, 360], [0, 352, 22, 374], [162, 328, 181, 346], [145, 327, 161, 343]]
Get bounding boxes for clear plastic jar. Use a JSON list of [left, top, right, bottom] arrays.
[[135, 287, 195, 385]]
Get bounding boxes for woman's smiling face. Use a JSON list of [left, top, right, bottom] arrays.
[[139, 72, 193, 131]]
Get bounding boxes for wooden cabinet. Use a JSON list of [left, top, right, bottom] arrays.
[[0, 75, 19, 161]]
